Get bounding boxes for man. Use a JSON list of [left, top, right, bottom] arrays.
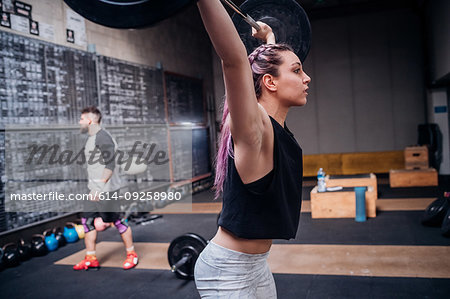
[[74, 106, 138, 270]]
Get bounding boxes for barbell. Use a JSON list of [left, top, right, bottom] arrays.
[[421, 195, 449, 227], [63, 0, 196, 29], [64, 0, 311, 62], [232, 0, 311, 62], [168, 232, 208, 280], [442, 206, 450, 237]]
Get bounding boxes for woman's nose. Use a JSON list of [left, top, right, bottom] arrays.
[[303, 73, 311, 84]]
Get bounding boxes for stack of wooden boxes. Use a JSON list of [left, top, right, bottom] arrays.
[[310, 174, 377, 219], [389, 146, 438, 187]]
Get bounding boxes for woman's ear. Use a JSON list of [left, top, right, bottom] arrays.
[[262, 74, 277, 92]]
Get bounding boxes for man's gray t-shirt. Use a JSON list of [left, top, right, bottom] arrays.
[[84, 129, 121, 192]]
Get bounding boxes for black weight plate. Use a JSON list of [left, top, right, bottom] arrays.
[[232, 0, 312, 62], [422, 197, 449, 227], [168, 233, 207, 279], [441, 206, 450, 237], [63, 0, 197, 29]]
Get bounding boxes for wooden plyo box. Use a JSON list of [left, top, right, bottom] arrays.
[[310, 185, 377, 219], [404, 146, 428, 170], [389, 168, 438, 187], [325, 173, 377, 217]]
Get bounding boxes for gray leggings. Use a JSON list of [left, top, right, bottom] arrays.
[[194, 241, 277, 299]]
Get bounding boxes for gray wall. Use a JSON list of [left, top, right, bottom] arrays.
[[1, 1, 431, 157], [287, 9, 425, 154], [211, 8, 426, 155], [427, 0, 450, 82], [0, 0, 214, 94]]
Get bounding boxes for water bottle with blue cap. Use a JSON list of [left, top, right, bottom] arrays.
[[317, 168, 326, 192]]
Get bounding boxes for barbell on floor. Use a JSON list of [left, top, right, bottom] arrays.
[[168, 232, 208, 280]]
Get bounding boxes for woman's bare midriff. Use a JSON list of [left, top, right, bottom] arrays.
[[211, 226, 272, 254]]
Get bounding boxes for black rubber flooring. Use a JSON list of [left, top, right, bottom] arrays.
[[104, 211, 450, 246], [1, 182, 450, 298], [191, 182, 441, 203]]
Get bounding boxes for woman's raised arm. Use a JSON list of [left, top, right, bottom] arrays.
[[197, 0, 263, 147]]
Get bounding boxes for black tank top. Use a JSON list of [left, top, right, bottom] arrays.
[[218, 116, 303, 240]]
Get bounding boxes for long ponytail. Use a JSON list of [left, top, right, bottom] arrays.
[[213, 43, 293, 199]]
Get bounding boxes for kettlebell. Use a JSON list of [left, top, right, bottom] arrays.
[[94, 217, 110, 232], [53, 227, 67, 247], [31, 234, 48, 257], [2, 243, 21, 268], [44, 229, 59, 252], [74, 223, 85, 239], [63, 223, 79, 243], [17, 239, 32, 261]]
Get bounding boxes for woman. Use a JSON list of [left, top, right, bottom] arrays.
[[195, 0, 311, 298]]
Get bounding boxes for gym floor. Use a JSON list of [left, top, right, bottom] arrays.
[[1, 176, 450, 299]]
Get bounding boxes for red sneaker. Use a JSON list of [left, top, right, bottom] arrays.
[[73, 255, 100, 271], [123, 251, 138, 270]]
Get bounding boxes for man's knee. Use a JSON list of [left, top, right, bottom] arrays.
[[114, 218, 129, 234], [82, 217, 96, 233]]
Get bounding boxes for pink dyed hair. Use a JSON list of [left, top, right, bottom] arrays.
[[213, 44, 294, 199]]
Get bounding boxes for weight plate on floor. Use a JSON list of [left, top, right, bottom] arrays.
[[168, 233, 207, 279], [422, 196, 450, 227]]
